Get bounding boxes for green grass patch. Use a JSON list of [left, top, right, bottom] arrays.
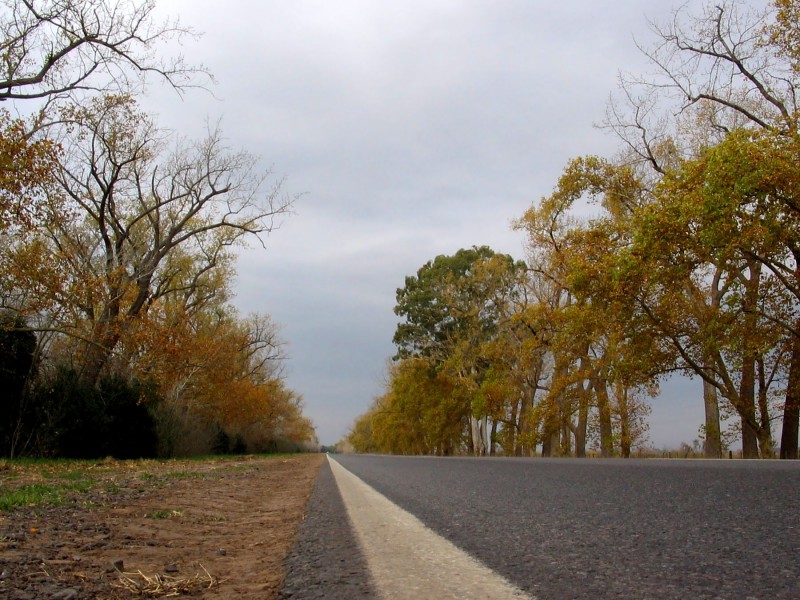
[[0, 461, 99, 511], [0, 453, 303, 512], [145, 509, 183, 519], [60, 479, 94, 493], [0, 483, 67, 511]]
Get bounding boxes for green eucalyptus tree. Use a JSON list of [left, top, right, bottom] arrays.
[[392, 246, 525, 455]]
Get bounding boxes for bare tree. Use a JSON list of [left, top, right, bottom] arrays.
[[34, 95, 294, 385], [0, 0, 210, 254], [0, 0, 208, 102]]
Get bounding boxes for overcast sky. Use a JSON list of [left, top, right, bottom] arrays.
[[144, 0, 714, 447]]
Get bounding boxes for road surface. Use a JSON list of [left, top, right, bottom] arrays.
[[281, 455, 800, 599]]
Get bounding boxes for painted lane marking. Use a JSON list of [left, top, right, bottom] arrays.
[[328, 456, 534, 600]]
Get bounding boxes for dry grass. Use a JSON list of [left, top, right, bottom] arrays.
[[114, 564, 222, 596]]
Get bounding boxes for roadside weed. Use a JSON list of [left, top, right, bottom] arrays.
[[146, 508, 184, 519], [0, 483, 67, 511]]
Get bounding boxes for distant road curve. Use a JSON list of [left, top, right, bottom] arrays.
[[327, 455, 800, 600]]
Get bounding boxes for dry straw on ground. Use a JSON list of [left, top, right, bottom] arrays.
[[114, 563, 221, 596]]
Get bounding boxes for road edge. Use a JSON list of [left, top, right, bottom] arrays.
[[278, 455, 376, 599], [327, 455, 534, 600]]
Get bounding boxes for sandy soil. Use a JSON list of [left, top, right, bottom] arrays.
[[0, 453, 324, 599]]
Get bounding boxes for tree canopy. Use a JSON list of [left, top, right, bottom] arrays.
[[349, 0, 800, 460], [0, 0, 314, 458]]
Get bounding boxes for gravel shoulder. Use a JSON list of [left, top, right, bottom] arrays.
[[279, 456, 376, 599], [0, 453, 324, 599]]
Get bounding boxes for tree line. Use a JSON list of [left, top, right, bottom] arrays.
[[0, 0, 315, 458], [348, 0, 800, 459]]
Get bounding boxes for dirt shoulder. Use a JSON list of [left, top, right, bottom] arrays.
[[0, 453, 324, 599]]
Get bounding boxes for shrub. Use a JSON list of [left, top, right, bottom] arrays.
[[30, 366, 159, 458], [98, 374, 159, 459], [212, 425, 248, 455], [33, 365, 105, 458], [0, 315, 37, 456]]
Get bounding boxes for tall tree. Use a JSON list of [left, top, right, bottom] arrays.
[[604, 0, 800, 457], [20, 95, 295, 385], [516, 156, 664, 457], [392, 246, 524, 455]]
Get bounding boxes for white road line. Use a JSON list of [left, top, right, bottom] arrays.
[[327, 456, 535, 600]]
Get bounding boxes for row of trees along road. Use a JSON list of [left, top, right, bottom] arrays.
[[348, 0, 800, 459], [0, 0, 315, 458]]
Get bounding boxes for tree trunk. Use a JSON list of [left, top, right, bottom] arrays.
[[701, 272, 723, 459], [560, 418, 571, 456], [541, 393, 562, 457], [617, 384, 631, 459], [703, 377, 723, 458], [739, 260, 761, 459], [575, 381, 589, 458], [78, 324, 121, 388], [780, 332, 800, 459], [739, 362, 760, 458], [594, 378, 614, 458], [756, 358, 774, 458], [542, 354, 567, 457], [470, 415, 487, 456], [517, 389, 531, 456], [541, 406, 559, 458], [549, 428, 561, 457], [509, 396, 520, 455], [573, 351, 590, 458], [541, 432, 551, 457]]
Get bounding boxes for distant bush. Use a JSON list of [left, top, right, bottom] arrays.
[[98, 374, 159, 459], [0, 315, 38, 457], [32, 366, 104, 458], [211, 426, 245, 455], [30, 366, 158, 459]]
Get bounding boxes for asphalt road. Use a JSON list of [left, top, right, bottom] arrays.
[[327, 455, 800, 600]]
